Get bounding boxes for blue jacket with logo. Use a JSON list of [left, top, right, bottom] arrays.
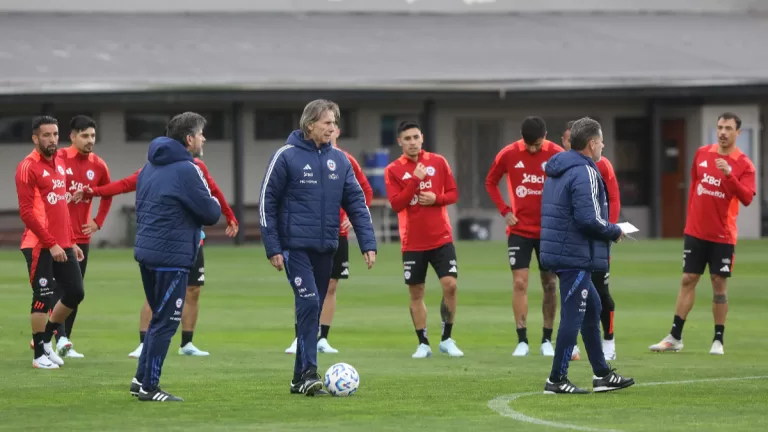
[[134, 137, 222, 269], [259, 130, 377, 258], [540, 150, 622, 272]]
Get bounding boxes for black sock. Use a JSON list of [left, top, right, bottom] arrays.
[[670, 315, 685, 340], [139, 331, 146, 344], [714, 325, 725, 343], [65, 307, 77, 339], [441, 323, 453, 341], [517, 327, 528, 344], [542, 327, 553, 343], [181, 331, 193, 347], [44, 321, 61, 343], [319, 325, 330, 340], [416, 328, 430, 345], [33, 332, 45, 358]]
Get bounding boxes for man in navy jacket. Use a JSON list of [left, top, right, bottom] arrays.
[[259, 99, 377, 396], [131, 112, 222, 402], [539, 117, 634, 394]]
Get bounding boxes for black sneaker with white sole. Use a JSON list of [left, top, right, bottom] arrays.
[[592, 369, 635, 392], [130, 378, 141, 397], [298, 369, 324, 397], [544, 378, 590, 394], [290, 379, 328, 395], [137, 387, 184, 402]]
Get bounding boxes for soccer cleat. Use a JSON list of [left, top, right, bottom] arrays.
[[56, 337, 73, 357], [512, 342, 529, 357], [439, 338, 464, 357], [178, 342, 209, 356], [128, 343, 143, 358], [138, 387, 183, 402], [412, 343, 432, 359], [593, 369, 635, 392], [571, 345, 581, 361], [290, 380, 328, 395], [298, 369, 323, 397], [65, 349, 85, 358], [710, 340, 724, 355], [43, 342, 64, 366], [285, 338, 297, 354], [33, 355, 59, 369], [540, 341, 555, 356], [544, 378, 589, 394], [130, 378, 141, 397], [649, 335, 683, 352], [317, 338, 338, 354], [603, 339, 616, 360]]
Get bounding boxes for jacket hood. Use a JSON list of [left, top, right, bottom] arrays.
[[286, 130, 331, 152], [545, 150, 597, 178], [147, 137, 193, 166]]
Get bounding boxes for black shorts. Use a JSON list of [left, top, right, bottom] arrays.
[[402, 243, 458, 286], [331, 236, 350, 280], [77, 243, 90, 278], [22, 247, 83, 311], [683, 235, 734, 278], [507, 234, 548, 272], [591, 271, 609, 295], [189, 246, 205, 286]]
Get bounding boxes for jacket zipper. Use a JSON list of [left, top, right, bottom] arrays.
[[317, 149, 326, 247]]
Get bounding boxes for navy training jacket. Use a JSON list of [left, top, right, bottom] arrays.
[[259, 130, 377, 258], [134, 137, 222, 269], [540, 150, 622, 272]]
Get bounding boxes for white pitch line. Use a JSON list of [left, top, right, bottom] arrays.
[[488, 375, 768, 432]]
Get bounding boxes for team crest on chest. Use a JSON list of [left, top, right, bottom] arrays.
[[327, 159, 336, 171], [57, 165, 65, 175], [86, 169, 95, 180], [426, 166, 436, 176]]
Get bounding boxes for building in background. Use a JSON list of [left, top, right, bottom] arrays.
[[1, 1, 767, 246]]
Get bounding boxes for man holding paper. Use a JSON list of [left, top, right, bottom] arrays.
[[539, 117, 634, 394]]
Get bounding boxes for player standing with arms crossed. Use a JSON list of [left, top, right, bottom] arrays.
[[16, 116, 86, 369], [485, 117, 564, 357], [384, 120, 463, 359], [562, 120, 621, 360], [285, 125, 373, 355], [650, 112, 755, 355]]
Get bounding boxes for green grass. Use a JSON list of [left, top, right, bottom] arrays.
[[0, 239, 767, 431]]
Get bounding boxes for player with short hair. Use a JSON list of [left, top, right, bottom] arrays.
[[562, 120, 621, 361], [74, 142, 238, 359], [650, 112, 756, 355], [384, 120, 463, 359], [485, 116, 564, 358], [49, 115, 112, 358], [16, 116, 86, 369], [285, 125, 373, 355]]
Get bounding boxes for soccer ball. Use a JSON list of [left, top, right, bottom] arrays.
[[324, 362, 360, 397]]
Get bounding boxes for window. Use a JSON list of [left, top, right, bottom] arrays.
[[454, 118, 504, 209], [125, 110, 230, 142], [254, 109, 357, 140], [0, 112, 96, 144], [614, 117, 651, 206]]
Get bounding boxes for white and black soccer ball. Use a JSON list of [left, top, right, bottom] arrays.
[[324, 362, 360, 397]]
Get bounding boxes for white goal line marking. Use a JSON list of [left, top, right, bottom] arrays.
[[488, 375, 768, 432]]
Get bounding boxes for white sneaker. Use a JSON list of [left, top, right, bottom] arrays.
[[285, 338, 297, 354], [649, 335, 683, 352], [128, 343, 143, 358], [603, 339, 616, 360], [66, 349, 85, 358], [43, 342, 64, 366], [439, 338, 464, 357], [710, 340, 724, 355], [412, 343, 432, 358], [317, 338, 338, 353], [571, 345, 581, 361], [33, 355, 59, 369], [512, 342, 529, 356], [178, 342, 210, 356], [56, 337, 73, 357], [540, 341, 555, 356]]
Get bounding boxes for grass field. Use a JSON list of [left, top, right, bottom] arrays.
[[0, 239, 766, 431]]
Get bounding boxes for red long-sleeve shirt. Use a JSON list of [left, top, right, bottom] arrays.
[[339, 149, 373, 237], [15, 150, 76, 249], [58, 146, 112, 243], [596, 156, 620, 224], [384, 150, 458, 252]]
